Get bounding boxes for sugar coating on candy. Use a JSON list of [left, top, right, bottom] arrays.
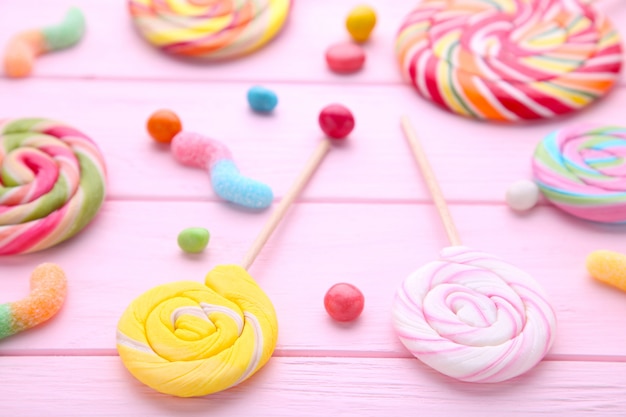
[[116, 264, 279, 397], [325, 42, 366, 74], [247, 86, 278, 113], [0, 263, 67, 340], [396, 0, 622, 122], [393, 246, 556, 383], [3, 8, 85, 78], [171, 131, 273, 210], [532, 125, 626, 223], [128, 0, 291, 60], [147, 110, 182, 143], [506, 180, 540, 211], [319, 104, 355, 139], [324, 283, 364, 322], [587, 250, 626, 292], [346, 5, 377, 43], [178, 227, 210, 253], [0, 118, 107, 255]]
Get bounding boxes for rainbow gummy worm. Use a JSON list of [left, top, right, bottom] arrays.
[[396, 0, 622, 122], [0, 263, 67, 340], [0, 118, 107, 255], [4, 7, 86, 78]]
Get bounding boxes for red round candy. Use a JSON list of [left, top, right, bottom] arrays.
[[324, 283, 364, 322], [318, 104, 355, 139], [325, 42, 366, 74]]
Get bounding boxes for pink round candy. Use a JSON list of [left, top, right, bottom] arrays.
[[325, 42, 365, 74], [319, 104, 355, 139], [324, 283, 364, 322]]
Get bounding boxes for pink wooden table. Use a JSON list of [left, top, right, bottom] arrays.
[[2, 0, 626, 415]]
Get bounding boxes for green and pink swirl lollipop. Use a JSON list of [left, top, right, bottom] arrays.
[[0, 118, 106, 255]]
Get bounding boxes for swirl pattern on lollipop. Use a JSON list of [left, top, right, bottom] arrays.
[[0, 118, 106, 255], [393, 246, 556, 383], [128, 0, 291, 60], [396, 0, 622, 122], [116, 265, 278, 397], [533, 124, 626, 223]]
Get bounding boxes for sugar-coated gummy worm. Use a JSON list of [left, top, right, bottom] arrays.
[[532, 124, 626, 223], [3, 7, 86, 78], [396, 0, 622, 122], [393, 246, 556, 383], [0, 263, 67, 340], [128, 0, 292, 60], [0, 118, 107, 255], [116, 265, 278, 397], [171, 131, 274, 209]]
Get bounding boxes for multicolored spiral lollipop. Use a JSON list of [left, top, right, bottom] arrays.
[[392, 116, 556, 383], [532, 124, 626, 223], [0, 118, 107, 255], [117, 105, 354, 397], [396, 0, 622, 122], [128, 0, 291, 60]]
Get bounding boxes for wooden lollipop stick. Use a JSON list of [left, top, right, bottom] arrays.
[[241, 139, 332, 270], [400, 115, 462, 247]]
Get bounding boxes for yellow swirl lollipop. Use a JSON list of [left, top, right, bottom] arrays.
[[116, 105, 354, 397]]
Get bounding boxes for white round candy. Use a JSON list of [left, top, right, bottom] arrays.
[[506, 180, 540, 211]]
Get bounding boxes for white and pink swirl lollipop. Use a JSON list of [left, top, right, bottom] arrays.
[[393, 117, 557, 383]]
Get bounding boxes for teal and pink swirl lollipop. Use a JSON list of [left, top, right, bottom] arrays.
[[0, 118, 106, 255], [532, 125, 626, 223]]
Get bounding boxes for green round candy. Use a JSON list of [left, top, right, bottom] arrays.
[[177, 228, 210, 253]]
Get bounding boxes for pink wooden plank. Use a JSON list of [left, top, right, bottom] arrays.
[[2, 79, 626, 203], [1, 0, 625, 85], [1, 356, 625, 416], [0, 201, 625, 358]]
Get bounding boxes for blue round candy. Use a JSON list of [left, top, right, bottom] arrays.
[[247, 86, 278, 113]]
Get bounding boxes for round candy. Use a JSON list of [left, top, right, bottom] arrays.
[[346, 5, 377, 43], [396, 0, 623, 122], [0, 118, 107, 255], [532, 125, 626, 223], [128, 0, 292, 60], [506, 179, 540, 211], [178, 227, 210, 253], [325, 42, 366, 74], [318, 104, 355, 139], [147, 109, 182, 143], [393, 246, 556, 383], [117, 264, 279, 397], [247, 86, 278, 113], [324, 283, 364, 322]]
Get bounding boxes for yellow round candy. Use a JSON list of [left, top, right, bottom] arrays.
[[116, 264, 278, 397], [346, 5, 377, 43]]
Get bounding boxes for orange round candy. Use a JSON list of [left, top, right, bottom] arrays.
[[147, 110, 182, 143]]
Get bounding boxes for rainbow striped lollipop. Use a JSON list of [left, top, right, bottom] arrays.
[[128, 0, 292, 60], [532, 124, 626, 223], [396, 0, 622, 122], [393, 117, 557, 383]]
